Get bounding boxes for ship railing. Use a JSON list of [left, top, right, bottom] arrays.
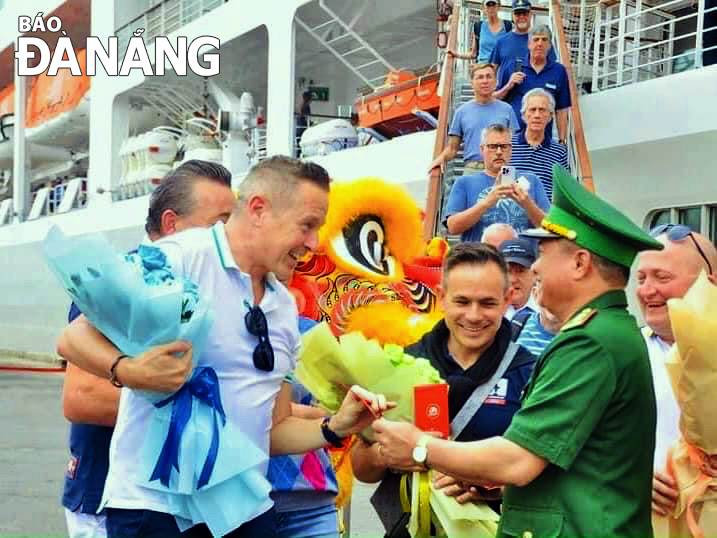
[[422, 2, 460, 241], [115, 0, 225, 55], [25, 177, 88, 221], [564, 0, 717, 92], [550, 0, 595, 192]]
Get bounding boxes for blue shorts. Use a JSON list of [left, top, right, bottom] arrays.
[[276, 504, 338, 538], [106, 506, 276, 538]]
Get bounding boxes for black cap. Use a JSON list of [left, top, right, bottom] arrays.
[[512, 0, 532, 11], [499, 239, 536, 267]]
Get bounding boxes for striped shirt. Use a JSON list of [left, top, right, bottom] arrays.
[[510, 130, 569, 201], [515, 311, 555, 358]]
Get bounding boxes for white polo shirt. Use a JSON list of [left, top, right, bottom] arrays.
[[642, 327, 681, 471], [101, 222, 300, 518]]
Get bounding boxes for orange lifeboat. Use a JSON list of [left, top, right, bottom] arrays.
[[353, 69, 440, 139]]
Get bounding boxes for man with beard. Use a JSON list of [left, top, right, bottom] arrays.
[[444, 123, 548, 242], [373, 165, 662, 538]]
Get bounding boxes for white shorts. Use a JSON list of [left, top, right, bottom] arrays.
[[64, 509, 107, 538]]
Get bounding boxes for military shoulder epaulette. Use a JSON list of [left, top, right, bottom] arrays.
[[561, 307, 597, 332]]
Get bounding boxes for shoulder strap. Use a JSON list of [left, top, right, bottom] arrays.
[[451, 341, 520, 439], [510, 309, 533, 341], [504, 19, 513, 32]]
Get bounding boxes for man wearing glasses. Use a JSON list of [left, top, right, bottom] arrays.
[[634, 224, 717, 520], [57, 156, 388, 538], [444, 123, 549, 242]]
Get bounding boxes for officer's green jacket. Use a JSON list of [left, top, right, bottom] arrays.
[[497, 289, 656, 538]]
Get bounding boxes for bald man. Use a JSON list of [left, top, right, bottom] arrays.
[[634, 226, 717, 517], [480, 222, 517, 249]]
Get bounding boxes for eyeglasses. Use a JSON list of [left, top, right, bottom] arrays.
[[245, 304, 275, 372], [484, 143, 512, 151], [650, 223, 713, 276]]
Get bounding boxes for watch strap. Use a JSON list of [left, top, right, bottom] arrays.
[[321, 416, 347, 448]]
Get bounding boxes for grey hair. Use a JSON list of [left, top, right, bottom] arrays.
[[237, 155, 330, 210], [480, 123, 512, 145], [145, 159, 232, 236], [521, 88, 556, 116], [529, 24, 553, 42], [480, 222, 518, 241]]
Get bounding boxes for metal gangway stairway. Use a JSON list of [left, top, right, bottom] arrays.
[[295, 0, 396, 91]]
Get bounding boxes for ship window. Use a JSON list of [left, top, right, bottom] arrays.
[[710, 208, 717, 244], [678, 208, 701, 233], [649, 210, 671, 230], [646, 205, 717, 244]]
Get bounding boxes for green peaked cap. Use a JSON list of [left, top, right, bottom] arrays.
[[521, 165, 663, 267]]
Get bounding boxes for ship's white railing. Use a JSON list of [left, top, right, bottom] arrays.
[[115, 0, 225, 53], [586, 0, 717, 92]]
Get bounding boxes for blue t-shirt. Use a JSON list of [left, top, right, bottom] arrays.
[[448, 100, 519, 162], [477, 20, 508, 62], [444, 171, 550, 242], [62, 303, 114, 515], [515, 311, 555, 358], [489, 32, 557, 80], [498, 55, 572, 135]]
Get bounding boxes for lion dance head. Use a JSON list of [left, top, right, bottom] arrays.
[[288, 178, 446, 347]]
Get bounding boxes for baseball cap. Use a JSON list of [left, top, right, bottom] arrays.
[[499, 239, 536, 267], [512, 0, 532, 11]]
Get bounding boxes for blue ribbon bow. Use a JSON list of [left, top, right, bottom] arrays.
[[150, 366, 226, 489]]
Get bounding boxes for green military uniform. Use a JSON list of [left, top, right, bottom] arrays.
[[497, 166, 663, 538]]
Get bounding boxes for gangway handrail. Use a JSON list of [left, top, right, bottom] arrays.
[[422, 7, 460, 241], [550, 0, 595, 192]]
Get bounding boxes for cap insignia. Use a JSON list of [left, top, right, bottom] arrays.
[[542, 218, 577, 240]]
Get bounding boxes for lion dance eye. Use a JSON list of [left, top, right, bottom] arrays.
[[330, 214, 397, 278]]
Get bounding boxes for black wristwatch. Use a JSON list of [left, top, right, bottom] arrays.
[[321, 416, 347, 448]]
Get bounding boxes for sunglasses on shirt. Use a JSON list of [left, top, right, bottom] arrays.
[[649, 223, 713, 276], [245, 304, 275, 372]]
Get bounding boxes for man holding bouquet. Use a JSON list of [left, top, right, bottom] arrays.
[[57, 156, 390, 538], [373, 166, 662, 537], [61, 159, 237, 538], [634, 226, 717, 519]]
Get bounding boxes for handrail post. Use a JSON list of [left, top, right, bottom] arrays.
[[592, 4, 602, 92], [696, 0, 705, 68], [616, 0, 627, 86], [633, 0, 642, 83], [422, 5, 459, 241], [551, 0, 595, 192], [577, 0, 587, 82]]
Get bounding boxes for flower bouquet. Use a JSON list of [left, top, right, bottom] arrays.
[[655, 272, 717, 538], [43, 226, 270, 537], [295, 321, 443, 440]]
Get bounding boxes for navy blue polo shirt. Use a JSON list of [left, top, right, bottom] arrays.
[[498, 54, 571, 134], [489, 32, 557, 80], [62, 302, 114, 514]]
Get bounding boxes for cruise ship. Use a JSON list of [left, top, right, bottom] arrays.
[[0, 0, 715, 356]]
